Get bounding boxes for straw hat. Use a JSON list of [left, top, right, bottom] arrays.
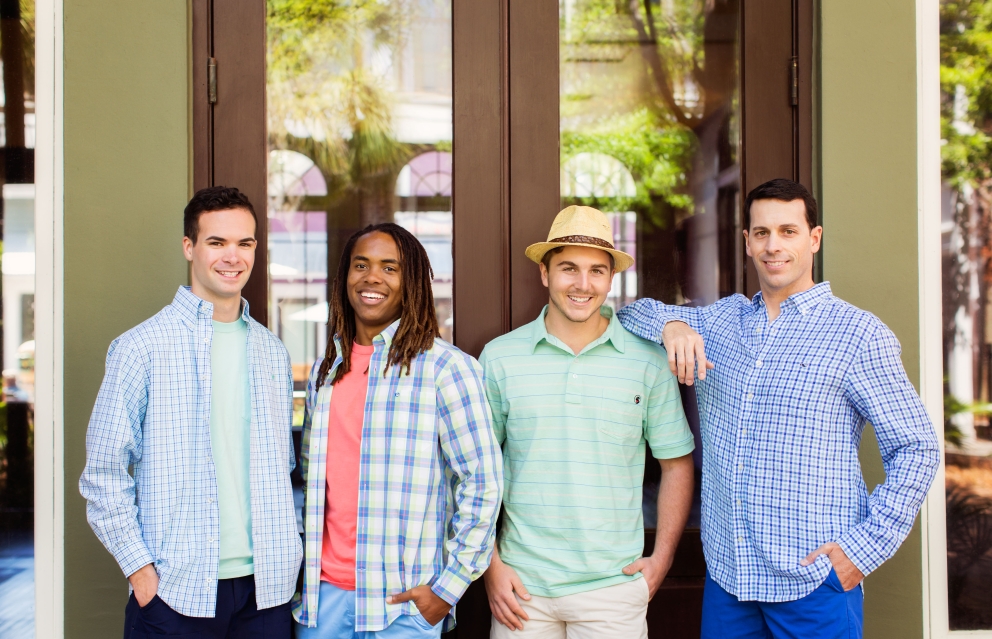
[[525, 205, 634, 272]]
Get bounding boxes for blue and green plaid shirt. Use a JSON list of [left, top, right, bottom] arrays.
[[291, 321, 503, 632], [618, 283, 939, 602]]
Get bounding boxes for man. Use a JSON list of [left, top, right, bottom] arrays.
[[292, 223, 503, 638], [480, 205, 695, 639], [80, 186, 302, 638], [618, 178, 941, 639]]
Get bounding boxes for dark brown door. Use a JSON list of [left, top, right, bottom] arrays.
[[197, 1, 811, 636]]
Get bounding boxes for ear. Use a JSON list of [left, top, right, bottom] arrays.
[[182, 236, 194, 262], [742, 229, 752, 257], [539, 262, 550, 289], [810, 226, 823, 254]]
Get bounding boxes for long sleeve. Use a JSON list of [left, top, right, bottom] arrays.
[[78, 336, 154, 578], [430, 353, 504, 606], [617, 297, 710, 345], [837, 325, 940, 575]]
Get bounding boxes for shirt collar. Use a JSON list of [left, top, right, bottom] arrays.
[[529, 304, 625, 354], [171, 285, 250, 329], [332, 317, 402, 351], [750, 281, 832, 316]]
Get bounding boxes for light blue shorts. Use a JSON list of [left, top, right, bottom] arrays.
[[295, 581, 444, 639]]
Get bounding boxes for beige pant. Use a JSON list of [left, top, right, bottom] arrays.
[[490, 578, 649, 639]]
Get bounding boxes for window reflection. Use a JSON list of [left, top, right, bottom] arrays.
[[559, 0, 741, 529], [266, 0, 453, 392]]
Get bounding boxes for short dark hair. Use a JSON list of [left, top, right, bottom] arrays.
[[540, 245, 615, 271], [184, 186, 257, 243], [743, 178, 818, 230]]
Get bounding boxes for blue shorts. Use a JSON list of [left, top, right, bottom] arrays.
[[295, 581, 443, 639], [700, 570, 863, 639], [123, 575, 292, 638]]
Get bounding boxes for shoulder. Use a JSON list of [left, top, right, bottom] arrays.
[[247, 317, 291, 356], [480, 323, 534, 360], [430, 338, 483, 374], [617, 327, 676, 378], [819, 295, 889, 337], [107, 305, 179, 358]]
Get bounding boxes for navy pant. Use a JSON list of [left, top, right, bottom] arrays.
[[123, 575, 293, 638], [700, 569, 863, 639]]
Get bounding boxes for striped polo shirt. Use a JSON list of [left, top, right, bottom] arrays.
[[479, 305, 694, 597]]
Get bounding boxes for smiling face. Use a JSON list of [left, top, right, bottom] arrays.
[[540, 245, 615, 324], [346, 231, 404, 342], [182, 208, 257, 307], [744, 198, 822, 297]]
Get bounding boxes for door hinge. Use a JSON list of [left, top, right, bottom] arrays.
[[208, 57, 218, 104], [790, 56, 798, 106]]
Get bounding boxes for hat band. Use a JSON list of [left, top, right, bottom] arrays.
[[548, 234, 615, 250]]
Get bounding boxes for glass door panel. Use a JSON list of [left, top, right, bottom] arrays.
[[266, 0, 453, 387]]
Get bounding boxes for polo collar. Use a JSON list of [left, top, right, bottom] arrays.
[[172, 285, 250, 329], [750, 281, 832, 316], [529, 304, 625, 354]]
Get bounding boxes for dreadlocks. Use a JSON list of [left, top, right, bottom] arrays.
[[314, 223, 441, 389]]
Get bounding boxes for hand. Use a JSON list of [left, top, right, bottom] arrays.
[[128, 563, 159, 608], [661, 321, 714, 385], [622, 554, 671, 600], [483, 552, 531, 630], [800, 542, 864, 591], [386, 585, 452, 627]]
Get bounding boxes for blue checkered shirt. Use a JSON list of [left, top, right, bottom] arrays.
[[79, 286, 303, 617], [618, 282, 939, 602], [291, 321, 503, 632]]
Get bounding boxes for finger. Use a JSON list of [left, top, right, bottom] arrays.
[[800, 545, 828, 567], [684, 342, 696, 386], [676, 342, 688, 384], [497, 596, 525, 630], [502, 590, 530, 624], [491, 598, 513, 629], [509, 574, 531, 601], [623, 558, 645, 575], [385, 589, 415, 605], [667, 343, 678, 377], [705, 361, 716, 369], [696, 341, 710, 381]]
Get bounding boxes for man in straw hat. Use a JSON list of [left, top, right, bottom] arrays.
[[618, 179, 939, 639], [479, 205, 695, 638]]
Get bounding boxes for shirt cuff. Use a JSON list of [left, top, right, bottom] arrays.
[[430, 561, 473, 606], [648, 436, 695, 459], [112, 538, 156, 579], [836, 524, 890, 577]]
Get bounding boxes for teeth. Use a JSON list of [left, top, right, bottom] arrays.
[[218, 271, 240, 277], [361, 292, 385, 299], [568, 296, 592, 302]]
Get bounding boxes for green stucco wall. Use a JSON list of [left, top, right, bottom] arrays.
[[63, 2, 190, 636], [820, 1, 925, 638]]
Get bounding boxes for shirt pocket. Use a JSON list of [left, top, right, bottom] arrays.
[[595, 387, 645, 444]]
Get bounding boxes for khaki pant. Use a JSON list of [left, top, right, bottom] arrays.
[[490, 578, 649, 639]]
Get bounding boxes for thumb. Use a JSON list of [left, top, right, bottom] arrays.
[[623, 558, 646, 575], [705, 361, 715, 369], [510, 573, 531, 600], [800, 545, 828, 567], [386, 589, 415, 605]]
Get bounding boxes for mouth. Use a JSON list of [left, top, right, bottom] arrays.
[[358, 290, 387, 304], [216, 270, 243, 280], [762, 259, 790, 270], [566, 294, 594, 305]]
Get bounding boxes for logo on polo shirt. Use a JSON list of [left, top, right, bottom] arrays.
[[634, 395, 641, 404]]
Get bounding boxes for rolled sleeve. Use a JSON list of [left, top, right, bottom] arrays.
[[618, 298, 708, 345], [838, 325, 940, 576], [645, 350, 694, 459]]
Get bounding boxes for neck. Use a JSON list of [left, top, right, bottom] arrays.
[[761, 277, 815, 321], [544, 303, 609, 355], [191, 283, 242, 323], [353, 316, 399, 346]]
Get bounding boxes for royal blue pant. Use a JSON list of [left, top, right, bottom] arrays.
[[700, 570, 863, 639], [123, 575, 293, 638]]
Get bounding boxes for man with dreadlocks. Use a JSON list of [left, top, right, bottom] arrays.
[[292, 223, 503, 639]]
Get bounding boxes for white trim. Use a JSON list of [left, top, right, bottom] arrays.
[[33, 0, 64, 637]]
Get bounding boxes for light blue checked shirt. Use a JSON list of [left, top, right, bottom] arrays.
[[292, 321, 503, 632], [80, 286, 303, 617], [618, 282, 939, 602]]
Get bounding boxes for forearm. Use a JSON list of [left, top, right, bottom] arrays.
[[650, 455, 694, 565]]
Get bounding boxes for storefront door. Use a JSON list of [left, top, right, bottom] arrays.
[[194, 1, 812, 636]]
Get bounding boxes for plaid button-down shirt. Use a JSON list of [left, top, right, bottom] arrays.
[[291, 321, 503, 632], [618, 283, 939, 602], [79, 286, 303, 617]]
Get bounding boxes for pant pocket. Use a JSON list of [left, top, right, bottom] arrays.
[[411, 612, 435, 630]]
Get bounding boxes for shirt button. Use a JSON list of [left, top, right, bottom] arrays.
[[572, 374, 577, 379], [738, 463, 743, 470], [741, 429, 747, 437], [208, 537, 215, 543], [736, 499, 742, 506], [737, 536, 744, 542], [755, 360, 763, 368], [747, 393, 754, 400], [207, 498, 214, 503], [756, 327, 763, 333]]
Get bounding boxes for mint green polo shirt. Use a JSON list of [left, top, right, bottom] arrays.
[[210, 318, 254, 579], [479, 305, 693, 597]]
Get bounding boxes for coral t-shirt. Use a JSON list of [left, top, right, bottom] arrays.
[[319, 342, 373, 590]]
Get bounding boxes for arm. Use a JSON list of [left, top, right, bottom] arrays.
[[624, 455, 694, 598], [804, 325, 940, 584], [298, 359, 322, 524], [286, 348, 297, 473], [78, 337, 156, 600], [390, 353, 504, 624], [618, 299, 714, 385]]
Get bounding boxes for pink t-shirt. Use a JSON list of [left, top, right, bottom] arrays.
[[319, 342, 373, 590]]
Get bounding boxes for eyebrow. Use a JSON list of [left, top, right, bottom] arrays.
[[558, 260, 611, 270], [352, 255, 400, 264], [204, 235, 256, 243]]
